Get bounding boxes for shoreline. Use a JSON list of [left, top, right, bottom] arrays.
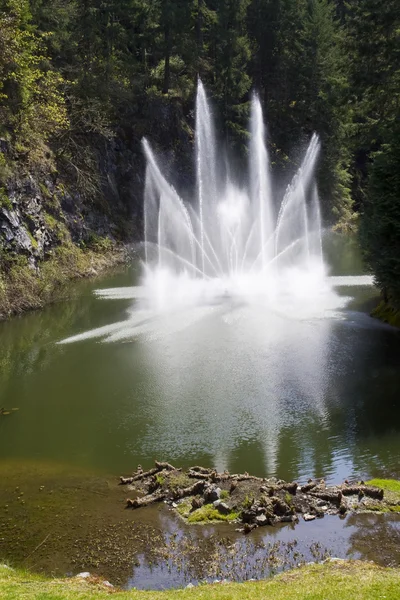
[[0, 242, 131, 321], [1, 559, 400, 599], [1, 459, 399, 590], [371, 300, 400, 328]]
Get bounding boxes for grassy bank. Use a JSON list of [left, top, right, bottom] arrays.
[[1, 560, 400, 600], [0, 242, 127, 320], [371, 301, 400, 328]]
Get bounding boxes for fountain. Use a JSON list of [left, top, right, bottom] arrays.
[[142, 80, 325, 312], [59, 80, 375, 346]]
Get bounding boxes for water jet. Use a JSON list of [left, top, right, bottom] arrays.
[[142, 80, 325, 312]]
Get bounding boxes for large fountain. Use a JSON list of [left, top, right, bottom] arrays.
[[56, 81, 378, 478], [141, 80, 325, 312], [60, 81, 374, 346]]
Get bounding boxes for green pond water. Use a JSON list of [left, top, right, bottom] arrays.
[[0, 233, 400, 587], [0, 234, 399, 485]]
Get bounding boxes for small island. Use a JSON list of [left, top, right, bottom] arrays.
[[121, 461, 400, 531]]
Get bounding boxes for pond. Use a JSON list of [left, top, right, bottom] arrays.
[[1, 234, 399, 483], [0, 233, 399, 587]]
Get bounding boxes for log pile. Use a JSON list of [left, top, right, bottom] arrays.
[[119, 461, 388, 533]]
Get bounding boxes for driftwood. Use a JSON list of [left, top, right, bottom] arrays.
[[126, 492, 166, 509], [120, 462, 391, 533], [120, 476, 134, 485], [261, 482, 298, 495], [309, 490, 342, 505], [301, 482, 318, 493], [120, 461, 178, 485], [189, 466, 212, 475], [188, 471, 212, 480], [188, 470, 231, 482], [341, 485, 384, 500], [172, 480, 205, 500], [232, 474, 264, 483]]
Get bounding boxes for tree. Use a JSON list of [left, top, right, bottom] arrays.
[[0, 0, 67, 153], [208, 0, 252, 148], [346, 0, 400, 211], [360, 122, 400, 308]]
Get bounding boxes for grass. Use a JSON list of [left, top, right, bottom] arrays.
[[167, 473, 193, 490], [365, 505, 400, 513], [0, 243, 126, 319], [175, 499, 239, 523], [371, 302, 400, 328], [365, 479, 400, 511], [187, 504, 240, 524], [1, 560, 400, 599], [364, 479, 400, 512], [366, 479, 400, 494]]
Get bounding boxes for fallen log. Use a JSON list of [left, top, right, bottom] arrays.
[[155, 461, 177, 471], [265, 482, 298, 495], [301, 482, 317, 493], [232, 475, 264, 482], [172, 480, 205, 500], [189, 466, 212, 475], [128, 461, 178, 483], [188, 471, 211, 480], [341, 486, 384, 500], [188, 470, 231, 482], [120, 476, 134, 485], [126, 492, 166, 509], [309, 490, 342, 505]]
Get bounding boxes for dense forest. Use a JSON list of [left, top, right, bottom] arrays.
[[0, 0, 399, 316]]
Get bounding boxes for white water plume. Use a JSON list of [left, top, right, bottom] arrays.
[[59, 81, 376, 348], [142, 80, 329, 312]]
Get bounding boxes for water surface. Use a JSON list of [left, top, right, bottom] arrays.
[[0, 234, 399, 484]]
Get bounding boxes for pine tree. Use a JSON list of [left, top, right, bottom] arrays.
[[208, 0, 252, 148], [360, 122, 400, 308]]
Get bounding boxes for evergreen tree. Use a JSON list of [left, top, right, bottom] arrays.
[[208, 0, 252, 148], [350, 0, 400, 307], [360, 122, 400, 308]]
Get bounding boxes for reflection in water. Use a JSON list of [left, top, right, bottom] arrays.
[[345, 513, 400, 566], [0, 238, 399, 484], [129, 511, 400, 590], [132, 301, 333, 479]]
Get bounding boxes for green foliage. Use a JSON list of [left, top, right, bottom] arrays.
[[0, 0, 68, 157], [371, 302, 400, 328], [0, 0, 398, 312], [187, 503, 239, 523], [285, 492, 293, 506], [0, 186, 11, 209], [220, 489, 229, 499], [0, 152, 12, 182], [0, 242, 122, 318], [367, 479, 400, 494], [360, 121, 400, 310], [243, 494, 254, 509], [155, 473, 165, 486], [168, 472, 192, 490]]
